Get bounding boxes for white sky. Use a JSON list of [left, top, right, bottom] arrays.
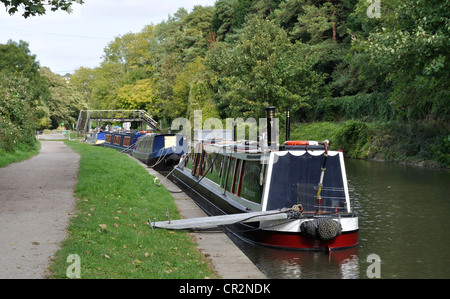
[[0, 0, 216, 75]]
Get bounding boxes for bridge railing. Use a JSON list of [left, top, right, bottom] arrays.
[[76, 110, 158, 137]]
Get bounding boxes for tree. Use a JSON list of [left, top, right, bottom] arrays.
[[171, 57, 218, 121], [1, 0, 83, 18], [0, 40, 47, 150], [116, 79, 162, 118], [211, 0, 238, 41], [40, 67, 87, 129], [0, 73, 36, 151], [207, 16, 321, 118], [356, 0, 449, 121], [0, 40, 50, 128]]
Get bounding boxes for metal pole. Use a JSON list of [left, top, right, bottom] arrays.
[[285, 108, 290, 142], [266, 106, 275, 149]]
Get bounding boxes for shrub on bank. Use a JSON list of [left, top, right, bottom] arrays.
[[290, 121, 449, 168]]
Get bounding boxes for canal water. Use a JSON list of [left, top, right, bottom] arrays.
[[228, 159, 450, 279]]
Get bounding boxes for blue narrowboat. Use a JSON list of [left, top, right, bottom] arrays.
[[132, 133, 187, 169], [102, 131, 149, 151]]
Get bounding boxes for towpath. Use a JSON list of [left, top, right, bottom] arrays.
[[0, 141, 80, 278], [0, 140, 265, 279], [131, 157, 266, 279]]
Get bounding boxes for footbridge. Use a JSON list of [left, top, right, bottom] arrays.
[[76, 110, 158, 136]]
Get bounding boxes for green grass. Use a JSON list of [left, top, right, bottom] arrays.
[[288, 121, 344, 146], [48, 141, 218, 279], [0, 141, 41, 168]]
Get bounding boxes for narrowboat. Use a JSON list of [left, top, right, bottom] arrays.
[[132, 133, 187, 170], [102, 130, 148, 151], [165, 108, 358, 251], [94, 131, 106, 146], [85, 131, 105, 146]]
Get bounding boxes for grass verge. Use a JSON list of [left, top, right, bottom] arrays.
[[48, 141, 218, 279], [0, 141, 41, 168]]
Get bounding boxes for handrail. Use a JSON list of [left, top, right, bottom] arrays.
[[76, 110, 158, 136]]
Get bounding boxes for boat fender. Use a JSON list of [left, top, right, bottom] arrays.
[[317, 219, 342, 241], [300, 220, 318, 239], [300, 219, 342, 240]]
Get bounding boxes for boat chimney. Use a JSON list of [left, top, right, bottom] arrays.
[[285, 108, 290, 142], [266, 106, 276, 149]]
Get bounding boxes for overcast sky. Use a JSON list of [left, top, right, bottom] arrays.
[[0, 0, 216, 75]]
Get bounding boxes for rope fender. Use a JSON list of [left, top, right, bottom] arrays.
[[300, 218, 342, 241]]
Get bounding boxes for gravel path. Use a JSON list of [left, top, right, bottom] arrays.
[[0, 141, 80, 279]]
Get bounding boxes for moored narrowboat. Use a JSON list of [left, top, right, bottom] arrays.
[[102, 131, 148, 151], [132, 133, 187, 170], [165, 108, 358, 251]]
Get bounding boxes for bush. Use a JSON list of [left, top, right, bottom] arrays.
[[307, 92, 395, 122], [334, 120, 373, 159], [431, 135, 450, 168]]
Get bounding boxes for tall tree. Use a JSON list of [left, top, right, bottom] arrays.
[[207, 16, 321, 118], [354, 0, 449, 121], [40, 67, 87, 129], [0, 40, 49, 150]]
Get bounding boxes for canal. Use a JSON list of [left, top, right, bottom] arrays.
[[228, 159, 450, 279]]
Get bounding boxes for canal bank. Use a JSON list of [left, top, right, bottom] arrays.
[[288, 120, 449, 169], [129, 156, 266, 279]]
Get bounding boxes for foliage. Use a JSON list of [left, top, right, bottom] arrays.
[[7, 0, 443, 164], [334, 120, 373, 159], [116, 79, 162, 118], [171, 57, 218, 121], [0, 40, 46, 151], [291, 120, 449, 167], [431, 135, 450, 167], [207, 16, 321, 118], [0, 73, 36, 151], [1, 0, 83, 18], [351, 0, 449, 122], [0, 40, 89, 153], [303, 92, 395, 122], [0, 141, 40, 168], [40, 67, 87, 129]]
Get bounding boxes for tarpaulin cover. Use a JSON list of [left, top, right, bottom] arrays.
[[266, 152, 347, 212]]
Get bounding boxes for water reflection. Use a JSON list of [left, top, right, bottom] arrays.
[[228, 232, 360, 278], [229, 159, 450, 279]]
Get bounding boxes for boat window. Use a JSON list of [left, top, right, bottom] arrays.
[[200, 150, 207, 176], [222, 156, 236, 192], [191, 144, 202, 176], [232, 159, 243, 194], [204, 152, 223, 185], [240, 161, 264, 204], [185, 149, 192, 169], [124, 137, 131, 147]]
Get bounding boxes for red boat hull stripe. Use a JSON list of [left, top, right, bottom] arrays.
[[254, 230, 359, 250]]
